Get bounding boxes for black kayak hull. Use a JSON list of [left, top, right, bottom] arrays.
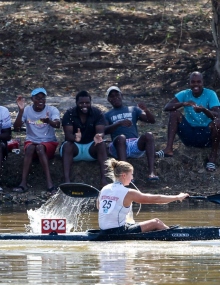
[[0, 226, 220, 241]]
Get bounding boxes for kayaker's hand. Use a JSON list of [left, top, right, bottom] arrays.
[[177, 193, 189, 202]]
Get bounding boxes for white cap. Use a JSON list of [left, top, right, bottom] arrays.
[[106, 86, 121, 97]]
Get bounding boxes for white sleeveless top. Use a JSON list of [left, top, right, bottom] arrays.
[[98, 182, 131, 230]]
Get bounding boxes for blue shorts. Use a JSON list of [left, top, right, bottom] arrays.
[[109, 138, 145, 158], [59, 141, 96, 161], [177, 117, 212, 147]]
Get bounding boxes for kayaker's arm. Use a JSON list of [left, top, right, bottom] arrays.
[[124, 190, 189, 206]]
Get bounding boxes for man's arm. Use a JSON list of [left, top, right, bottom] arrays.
[[138, 102, 155, 123], [194, 106, 220, 120], [164, 97, 184, 111], [164, 97, 196, 111], [63, 125, 78, 142], [95, 124, 105, 136], [14, 96, 25, 131], [40, 116, 60, 128], [48, 119, 60, 128], [14, 111, 24, 131], [94, 124, 106, 144]]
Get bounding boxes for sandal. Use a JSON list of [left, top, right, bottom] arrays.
[[13, 186, 28, 193], [155, 150, 173, 158], [206, 162, 216, 172], [148, 175, 159, 181]]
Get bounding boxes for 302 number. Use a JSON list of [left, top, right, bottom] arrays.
[[41, 219, 66, 234]]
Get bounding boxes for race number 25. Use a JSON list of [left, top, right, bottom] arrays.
[[41, 219, 66, 234]]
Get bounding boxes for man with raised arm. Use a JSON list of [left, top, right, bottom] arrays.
[[13, 88, 60, 193], [104, 86, 158, 181]]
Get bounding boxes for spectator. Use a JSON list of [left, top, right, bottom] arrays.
[[104, 86, 159, 181], [60, 90, 108, 187], [13, 88, 60, 193], [0, 106, 12, 192], [156, 71, 220, 172]]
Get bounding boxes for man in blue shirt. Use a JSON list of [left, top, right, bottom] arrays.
[[105, 86, 158, 181], [156, 71, 220, 172]]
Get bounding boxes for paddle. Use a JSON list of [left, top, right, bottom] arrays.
[[188, 194, 220, 204], [59, 183, 220, 205], [58, 183, 99, 198], [59, 182, 137, 198]]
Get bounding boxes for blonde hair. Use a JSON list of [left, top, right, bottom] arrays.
[[105, 158, 133, 181]]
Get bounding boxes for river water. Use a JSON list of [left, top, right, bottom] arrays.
[[0, 196, 220, 285]]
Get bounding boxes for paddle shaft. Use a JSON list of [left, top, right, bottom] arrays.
[[188, 194, 220, 204]]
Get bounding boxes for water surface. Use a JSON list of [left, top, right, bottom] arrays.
[[0, 201, 220, 284]]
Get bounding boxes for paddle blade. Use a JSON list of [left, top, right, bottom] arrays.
[[207, 194, 220, 204], [59, 183, 99, 198]]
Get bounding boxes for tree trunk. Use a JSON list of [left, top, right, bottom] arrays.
[[212, 0, 220, 77]]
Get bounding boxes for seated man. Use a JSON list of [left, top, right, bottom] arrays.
[[156, 71, 220, 172], [104, 86, 158, 181], [59, 90, 108, 187], [0, 106, 12, 192], [13, 88, 60, 193]]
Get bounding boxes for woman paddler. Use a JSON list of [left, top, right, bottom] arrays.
[[97, 158, 189, 234]]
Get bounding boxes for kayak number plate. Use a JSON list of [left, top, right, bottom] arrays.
[[41, 219, 66, 234]]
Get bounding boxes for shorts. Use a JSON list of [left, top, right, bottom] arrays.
[[24, 141, 59, 159], [109, 138, 145, 158], [59, 141, 96, 162], [100, 223, 142, 235], [177, 117, 212, 147]]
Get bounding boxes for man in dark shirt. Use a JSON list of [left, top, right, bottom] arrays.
[[60, 90, 108, 187]]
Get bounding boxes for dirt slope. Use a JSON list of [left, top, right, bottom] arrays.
[[0, 0, 219, 204]]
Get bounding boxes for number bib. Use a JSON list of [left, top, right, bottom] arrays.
[[100, 199, 116, 214]]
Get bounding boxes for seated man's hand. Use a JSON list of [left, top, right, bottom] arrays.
[[75, 128, 82, 142], [193, 105, 204, 113], [137, 102, 147, 111], [118, 119, 132, 127], [94, 133, 104, 145], [40, 112, 50, 124]]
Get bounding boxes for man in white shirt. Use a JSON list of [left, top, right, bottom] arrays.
[[13, 88, 60, 194], [0, 106, 12, 192]]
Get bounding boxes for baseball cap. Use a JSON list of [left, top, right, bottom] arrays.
[[106, 86, 121, 97], [31, 88, 47, 96]]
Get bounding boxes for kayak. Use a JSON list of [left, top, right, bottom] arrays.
[[0, 226, 220, 241], [2, 183, 219, 242]]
